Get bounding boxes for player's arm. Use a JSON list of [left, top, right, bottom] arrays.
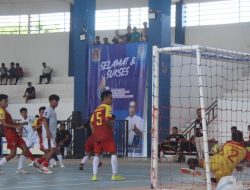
[[32, 119, 43, 131], [104, 105, 114, 128], [43, 118, 52, 139], [0, 110, 21, 129], [90, 122, 95, 133]]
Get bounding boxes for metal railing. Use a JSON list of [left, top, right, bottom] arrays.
[[182, 100, 218, 139], [64, 117, 129, 158]]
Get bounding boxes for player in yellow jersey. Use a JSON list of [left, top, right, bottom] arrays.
[[187, 132, 247, 183]]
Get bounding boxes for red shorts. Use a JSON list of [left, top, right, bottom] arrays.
[[85, 135, 94, 153], [94, 137, 116, 154], [5, 133, 25, 150]]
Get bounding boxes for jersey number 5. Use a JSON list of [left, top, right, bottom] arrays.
[[96, 112, 103, 126]]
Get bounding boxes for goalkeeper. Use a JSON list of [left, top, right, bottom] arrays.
[[187, 132, 247, 183]]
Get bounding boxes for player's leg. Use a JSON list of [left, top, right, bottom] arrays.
[[0, 148, 17, 173], [104, 138, 125, 181], [41, 139, 57, 173], [91, 141, 102, 181], [56, 145, 65, 168], [16, 142, 33, 174]]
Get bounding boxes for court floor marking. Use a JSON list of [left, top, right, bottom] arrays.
[[0, 179, 152, 190]]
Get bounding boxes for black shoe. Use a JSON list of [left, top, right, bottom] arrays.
[[187, 158, 198, 170], [79, 163, 83, 170], [211, 178, 217, 184]]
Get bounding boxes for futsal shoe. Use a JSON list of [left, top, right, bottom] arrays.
[[0, 167, 4, 174], [41, 166, 53, 174], [28, 161, 34, 167], [111, 174, 126, 181], [33, 161, 41, 169], [79, 163, 84, 170], [16, 169, 30, 174], [60, 163, 65, 168], [187, 158, 198, 170], [91, 175, 98, 181]]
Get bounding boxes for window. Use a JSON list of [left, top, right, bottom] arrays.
[[184, 3, 200, 26], [95, 9, 128, 30], [171, 5, 176, 27], [30, 12, 70, 34], [199, 0, 239, 25], [240, 0, 250, 22], [184, 0, 250, 26], [0, 15, 28, 35], [130, 7, 148, 29]]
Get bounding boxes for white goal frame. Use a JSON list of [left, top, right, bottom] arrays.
[[150, 45, 250, 190]]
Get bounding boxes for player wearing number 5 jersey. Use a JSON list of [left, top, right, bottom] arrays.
[[90, 90, 125, 181], [187, 132, 246, 183]]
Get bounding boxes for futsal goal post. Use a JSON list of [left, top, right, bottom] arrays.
[[151, 45, 250, 190]]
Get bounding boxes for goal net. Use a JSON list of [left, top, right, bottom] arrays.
[[151, 45, 250, 190]]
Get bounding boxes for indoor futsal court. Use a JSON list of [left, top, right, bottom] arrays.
[[1, 0, 250, 190]]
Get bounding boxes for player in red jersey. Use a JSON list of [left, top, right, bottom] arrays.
[[0, 94, 39, 173], [90, 90, 125, 181], [32, 107, 46, 152]]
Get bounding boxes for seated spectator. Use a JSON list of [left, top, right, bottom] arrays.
[[39, 62, 52, 84], [112, 30, 120, 44], [141, 22, 148, 41], [93, 36, 101, 45], [15, 63, 24, 84], [231, 126, 243, 143], [158, 126, 185, 161], [131, 27, 140, 42], [23, 82, 36, 103], [56, 123, 71, 156], [125, 25, 132, 43], [7, 62, 16, 85], [0, 63, 8, 85], [103, 37, 110, 45]]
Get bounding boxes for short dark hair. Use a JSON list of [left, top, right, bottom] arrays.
[[172, 126, 178, 130], [231, 126, 237, 130], [28, 82, 32, 85], [60, 122, 66, 126], [0, 94, 8, 101], [20, 107, 27, 112], [39, 106, 46, 112], [101, 90, 112, 101], [49, 94, 60, 101], [35, 115, 39, 118]]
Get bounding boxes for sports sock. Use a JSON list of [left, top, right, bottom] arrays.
[[111, 155, 118, 175], [17, 155, 26, 170], [50, 158, 56, 165], [81, 156, 89, 164], [0, 157, 7, 166], [57, 154, 63, 164], [93, 156, 99, 175]]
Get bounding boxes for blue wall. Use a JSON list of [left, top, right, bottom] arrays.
[[71, 0, 96, 118], [148, 0, 171, 155]]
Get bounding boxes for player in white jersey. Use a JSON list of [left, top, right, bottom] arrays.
[[16, 107, 37, 174], [36, 94, 60, 174]]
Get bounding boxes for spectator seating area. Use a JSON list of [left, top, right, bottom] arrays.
[[0, 76, 74, 120]]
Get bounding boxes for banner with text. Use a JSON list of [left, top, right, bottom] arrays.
[[87, 43, 147, 157]]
